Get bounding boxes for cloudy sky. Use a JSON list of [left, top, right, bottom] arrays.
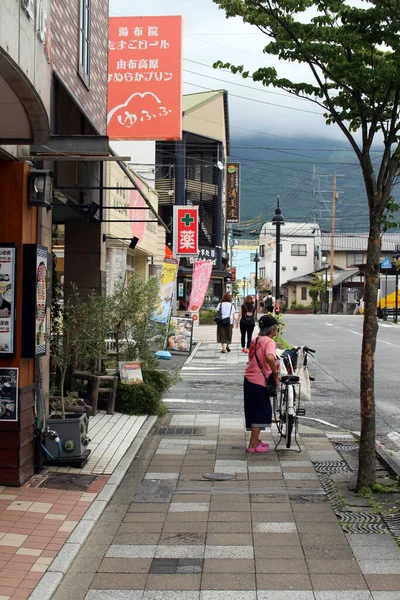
[[109, 0, 346, 142]]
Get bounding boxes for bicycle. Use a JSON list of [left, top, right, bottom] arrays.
[[273, 346, 315, 451]]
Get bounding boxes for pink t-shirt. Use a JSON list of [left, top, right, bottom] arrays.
[[244, 335, 277, 387]]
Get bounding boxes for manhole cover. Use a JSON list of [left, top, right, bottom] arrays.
[[336, 510, 387, 534], [313, 460, 352, 474], [203, 473, 236, 481], [150, 558, 203, 574], [39, 473, 97, 491], [290, 494, 329, 504], [153, 427, 206, 436]]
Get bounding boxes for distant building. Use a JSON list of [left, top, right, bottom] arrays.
[[258, 222, 322, 298], [321, 232, 400, 268]]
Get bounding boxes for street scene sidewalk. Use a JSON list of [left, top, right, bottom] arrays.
[[20, 334, 399, 600]]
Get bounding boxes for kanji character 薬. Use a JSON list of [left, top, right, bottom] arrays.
[[180, 230, 195, 250]]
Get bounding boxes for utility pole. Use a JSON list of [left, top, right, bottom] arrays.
[[329, 173, 338, 313]]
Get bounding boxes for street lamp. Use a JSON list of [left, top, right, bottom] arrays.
[[272, 196, 285, 313], [243, 276, 247, 299], [253, 250, 260, 296], [321, 255, 329, 313]]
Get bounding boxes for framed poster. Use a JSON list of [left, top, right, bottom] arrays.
[[0, 367, 18, 422], [167, 316, 193, 354], [0, 244, 17, 358], [119, 361, 143, 385], [22, 245, 48, 358]]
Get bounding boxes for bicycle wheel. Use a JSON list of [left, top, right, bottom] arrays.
[[285, 385, 296, 448], [274, 387, 286, 434]]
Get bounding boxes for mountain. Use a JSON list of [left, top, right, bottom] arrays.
[[228, 133, 389, 234]]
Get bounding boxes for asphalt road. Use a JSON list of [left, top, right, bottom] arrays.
[[164, 315, 400, 441]]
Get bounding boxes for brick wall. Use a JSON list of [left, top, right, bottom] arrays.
[[51, 0, 109, 135]]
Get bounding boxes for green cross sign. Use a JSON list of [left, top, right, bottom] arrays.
[[181, 213, 194, 227]]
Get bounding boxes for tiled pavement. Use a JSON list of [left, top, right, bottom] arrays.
[[0, 414, 154, 600], [47, 405, 400, 600]]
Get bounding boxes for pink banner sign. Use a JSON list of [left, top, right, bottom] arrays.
[[188, 260, 213, 312]]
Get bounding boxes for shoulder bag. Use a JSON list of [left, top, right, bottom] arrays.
[[253, 337, 277, 396]]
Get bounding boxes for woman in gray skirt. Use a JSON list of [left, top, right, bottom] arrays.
[[216, 293, 235, 353]]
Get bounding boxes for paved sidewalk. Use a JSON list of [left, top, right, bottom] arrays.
[[44, 342, 400, 600]]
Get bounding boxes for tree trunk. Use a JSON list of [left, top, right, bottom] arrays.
[[356, 219, 381, 491]]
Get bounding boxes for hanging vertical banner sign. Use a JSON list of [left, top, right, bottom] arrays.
[[152, 258, 179, 324], [188, 260, 213, 312], [173, 206, 199, 256], [0, 244, 16, 358], [226, 162, 240, 224], [107, 15, 183, 140], [22, 245, 48, 358]]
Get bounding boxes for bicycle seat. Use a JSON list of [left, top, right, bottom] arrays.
[[281, 375, 300, 383]]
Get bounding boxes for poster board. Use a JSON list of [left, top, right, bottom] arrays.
[[119, 361, 143, 385], [167, 316, 193, 354], [0, 367, 18, 421], [22, 244, 48, 357], [0, 244, 16, 358]]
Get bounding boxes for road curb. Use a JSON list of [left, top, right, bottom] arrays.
[[28, 414, 158, 600], [376, 443, 400, 479], [186, 340, 202, 364]]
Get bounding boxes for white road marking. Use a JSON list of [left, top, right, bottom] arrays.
[[298, 416, 339, 428], [349, 330, 362, 336], [325, 323, 335, 327]]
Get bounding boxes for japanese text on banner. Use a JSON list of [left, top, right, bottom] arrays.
[[188, 260, 214, 312]]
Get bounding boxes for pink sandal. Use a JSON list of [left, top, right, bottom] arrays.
[[246, 443, 269, 453], [258, 441, 269, 449]]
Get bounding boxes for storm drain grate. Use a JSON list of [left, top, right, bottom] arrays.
[[153, 427, 206, 436], [150, 558, 204, 574], [318, 474, 346, 511], [382, 513, 400, 544], [290, 494, 329, 504], [313, 460, 352, 474], [336, 510, 387, 534], [335, 443, 360, 452]]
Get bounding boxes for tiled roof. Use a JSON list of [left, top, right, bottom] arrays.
[[321, 232, 400, 252]]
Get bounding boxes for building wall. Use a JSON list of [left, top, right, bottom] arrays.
[[183, 96, 227, 145], [51, 0, 108, 134]]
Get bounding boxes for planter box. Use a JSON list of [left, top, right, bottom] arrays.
[[45, 413, 89, 462], [286, 309, 314, 314]]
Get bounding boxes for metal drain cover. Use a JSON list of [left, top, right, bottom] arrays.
[[150, 558, 204, 574], [335, 443, 359, 452], [336, 510, 387, 534], [383, 513, 400, 543], [313, 460, 352, 474], [203, 472, 236, 481], [153, 427, 206, 436], [39, 473, 97, 491]]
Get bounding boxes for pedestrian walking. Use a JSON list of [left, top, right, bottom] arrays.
[[265, 293, 274, 313], [216, 293, 235, 353], [237, 295, 256, 353], [244, 315, 281, 453]]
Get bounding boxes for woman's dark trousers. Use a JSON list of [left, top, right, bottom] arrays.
[[240, 323, 254, 349]]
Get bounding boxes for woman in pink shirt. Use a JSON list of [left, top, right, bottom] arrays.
[[244, 315, 281, 453]]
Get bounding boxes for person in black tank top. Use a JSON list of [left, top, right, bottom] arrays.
[[236, 295, 256, 353]]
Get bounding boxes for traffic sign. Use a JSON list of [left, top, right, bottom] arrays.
[[381, 256, 392, 269]]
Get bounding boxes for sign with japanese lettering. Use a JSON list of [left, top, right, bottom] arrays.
[[173, 207, 199, 257], [107, 16, 183, 140], [226, 163, 240, 224], [119, 361, 143, 385], [188, 260, 213, 312], [0, 244, 16, 358], [0, 368, 18, 422], [21, 245, 48, 358], [152, 258, 179, 324], [188, 248, 217, 266]]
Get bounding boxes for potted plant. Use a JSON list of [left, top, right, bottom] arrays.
[[45, 288, 109, 465]]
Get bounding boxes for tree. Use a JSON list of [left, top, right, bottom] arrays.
[[213, 0, 400, 490], [309, 273, 326, 313]]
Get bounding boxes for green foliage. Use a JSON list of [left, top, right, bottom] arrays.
[[232, 281, 240, 298], [290, 301, 313, 311], [107, 273, 166, 369], [142, 367, 181, 394], [199, 309, 217, 324], [116, 381, 166, 416]]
